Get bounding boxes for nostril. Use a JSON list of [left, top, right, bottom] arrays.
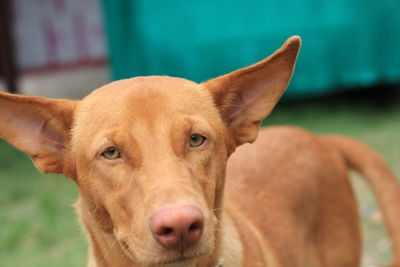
[[188, 221, 202, 232], [185, 220, 203, 246], [160, 227, 174, 235]]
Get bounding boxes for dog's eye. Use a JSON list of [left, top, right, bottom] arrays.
[[101, 147, 121, 159], [189, 134, 206, 147]]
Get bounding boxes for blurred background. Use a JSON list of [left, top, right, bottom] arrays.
[[0, 0, 399, 266]]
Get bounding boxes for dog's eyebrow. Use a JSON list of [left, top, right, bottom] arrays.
[[183, 116, 215, 137]]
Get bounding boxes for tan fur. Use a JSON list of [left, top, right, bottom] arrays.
[[1, 36, 400, 267]]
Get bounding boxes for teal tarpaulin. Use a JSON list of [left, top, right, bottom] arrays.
[[101, 0, 400, 98]]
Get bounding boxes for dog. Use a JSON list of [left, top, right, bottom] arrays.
[[1, 36, 400, 267]]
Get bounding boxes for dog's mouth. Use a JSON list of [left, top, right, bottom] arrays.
[[118, 239, 209, 266]]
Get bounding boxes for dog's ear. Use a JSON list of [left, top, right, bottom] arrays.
[[0, 92, 77, 178], [203, 36, 301, 146]]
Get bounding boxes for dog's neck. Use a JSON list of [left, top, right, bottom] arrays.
[[76, 197, 241, 267]]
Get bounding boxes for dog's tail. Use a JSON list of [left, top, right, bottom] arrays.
[[321, 135, 400, 266]]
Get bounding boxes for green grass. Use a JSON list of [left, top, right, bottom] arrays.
[[0, 93, 399, 266], [0, 143, 86, 266]]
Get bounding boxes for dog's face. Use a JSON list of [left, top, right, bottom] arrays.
[[0, 37, 300, 266], [72, 77, 228, 264]]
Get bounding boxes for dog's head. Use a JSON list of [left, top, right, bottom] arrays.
[[0, 37, 300, 265]]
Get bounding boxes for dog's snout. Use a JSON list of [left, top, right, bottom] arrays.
[[150, 205, 204, 250]]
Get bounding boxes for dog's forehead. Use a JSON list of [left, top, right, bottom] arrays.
[[83, 76, 209, 107], [87, 76, 198, 97], [76, 76, 218, 127]]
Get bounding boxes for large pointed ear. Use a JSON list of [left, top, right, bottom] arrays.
[[203, 36, 301, 146], [0, 92, 77, 178]]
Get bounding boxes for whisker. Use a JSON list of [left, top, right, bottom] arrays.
[[100, 237, 119, 264]]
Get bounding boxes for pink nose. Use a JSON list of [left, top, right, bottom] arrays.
[[150, 205, 204, 250]]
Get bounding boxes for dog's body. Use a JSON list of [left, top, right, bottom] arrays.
[[1, 36, 400, 267], [226, 127, 360, 267]]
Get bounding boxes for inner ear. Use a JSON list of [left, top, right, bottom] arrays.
[[203, 36, 301, 146], [0, 93, 77, 178]]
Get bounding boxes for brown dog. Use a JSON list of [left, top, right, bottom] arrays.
[[1, 36, 400, 267]]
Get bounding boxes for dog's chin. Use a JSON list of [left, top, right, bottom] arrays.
[[120, 240, 212, 267], [153, 256, 199, 267]]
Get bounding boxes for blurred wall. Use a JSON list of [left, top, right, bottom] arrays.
[[102, 0, 400, 98], [13, 0, 106, 71]]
